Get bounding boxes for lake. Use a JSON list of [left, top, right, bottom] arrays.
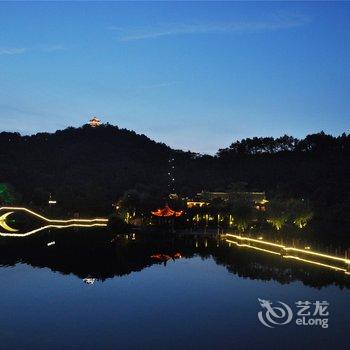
[[0, 232, 349, 350]]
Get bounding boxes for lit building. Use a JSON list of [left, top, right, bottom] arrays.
[[186, 201, 208, 209], [187, 191, 268, 211], [151, 204, 183, 217], [151, 204, 183, 233], [89, 116, 102, 127]]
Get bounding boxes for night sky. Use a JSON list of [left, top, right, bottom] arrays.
[[0, 1, 349, 153]]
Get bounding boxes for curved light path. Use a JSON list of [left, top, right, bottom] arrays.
[[0, 207, 108, 237]]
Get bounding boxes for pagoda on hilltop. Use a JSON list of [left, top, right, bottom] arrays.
[[89, 116, 102, 127]]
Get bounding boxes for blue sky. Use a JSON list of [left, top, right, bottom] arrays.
[[0, 1, 349, 154]]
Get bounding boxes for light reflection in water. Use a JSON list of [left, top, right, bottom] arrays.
[[0, 223, 108, 237], [225, 234, 350, 275]]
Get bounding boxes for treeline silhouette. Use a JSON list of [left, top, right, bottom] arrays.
[[0, 124, 349, 227]]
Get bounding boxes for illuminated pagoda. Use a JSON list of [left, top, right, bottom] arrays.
[[151, 204, 183, 232], [89, 116, 102, 127], [151, 204, 183, 218]]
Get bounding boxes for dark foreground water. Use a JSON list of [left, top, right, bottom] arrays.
[[0, 232, 349, 350]]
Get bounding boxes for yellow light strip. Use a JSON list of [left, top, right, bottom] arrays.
[[226, 239, 280, 256], [0, 223, 107, 237], [284, 247, 349, 264], [0, 207, 108, 223], [282, 255, 350, 274], [226, 234, 284, 248], [225, 233, 350, 265], [225, 235, 350, 275]]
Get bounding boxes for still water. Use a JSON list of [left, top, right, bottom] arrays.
[[0, 232, 349, 350]]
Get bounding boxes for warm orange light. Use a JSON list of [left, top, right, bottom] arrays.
[[89, 116, 101, 127], [186, 201, 208, 208], [151, 204, 183, 217]]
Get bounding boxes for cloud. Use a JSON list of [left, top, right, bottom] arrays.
[[112, 13, 310, 41], [0, 47, 28, 55]]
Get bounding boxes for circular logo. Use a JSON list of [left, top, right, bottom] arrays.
[[258, 298, 293, 328]]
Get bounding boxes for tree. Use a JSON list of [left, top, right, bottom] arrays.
[[228, 199, 255, 232], [0, 183, 18, 205], [288, 199, 313, 228], [266, 199, 290, 231]]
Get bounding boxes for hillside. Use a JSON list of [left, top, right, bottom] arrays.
[[0, 125, 349, 223], [0, 124, 182, 214]]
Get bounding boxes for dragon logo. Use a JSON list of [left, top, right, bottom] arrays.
[[258, 298, 293, 328]]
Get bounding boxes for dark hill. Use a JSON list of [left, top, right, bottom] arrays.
[[0, 125, 349, 224], [0, 124, 183, 214]]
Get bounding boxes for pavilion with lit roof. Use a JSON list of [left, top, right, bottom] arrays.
[[151, 204, 183, 218], [151, 204, 183, 231]]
